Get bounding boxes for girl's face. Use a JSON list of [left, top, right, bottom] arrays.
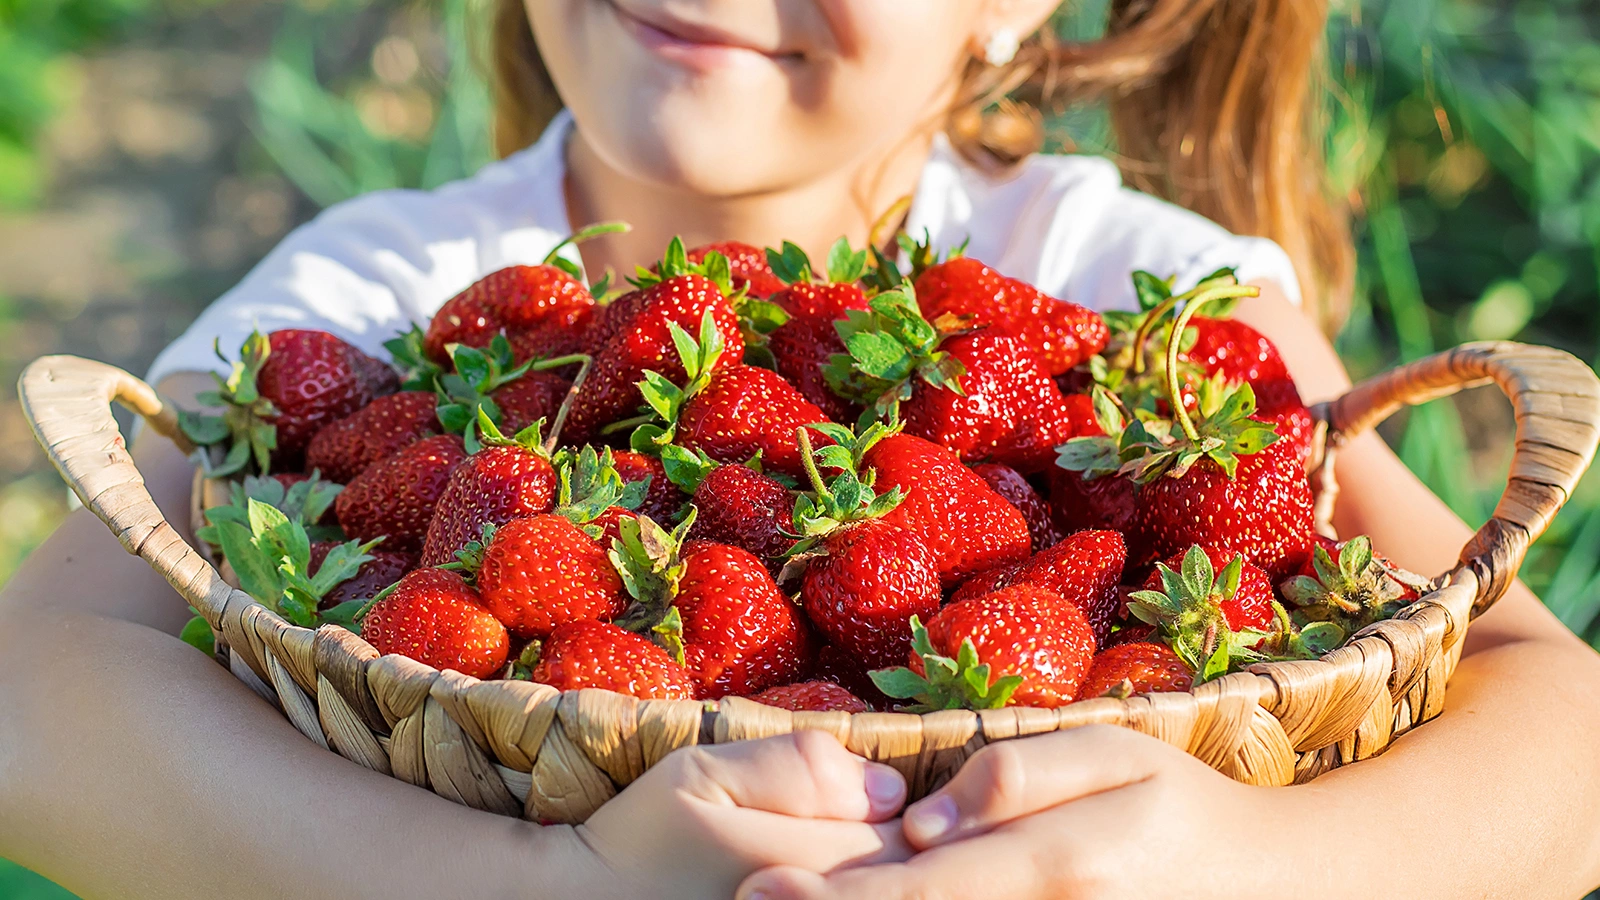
[[526, 0, 1033, 196]]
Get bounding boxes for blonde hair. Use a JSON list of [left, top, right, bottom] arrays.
[[488, 0, 1353, 332]]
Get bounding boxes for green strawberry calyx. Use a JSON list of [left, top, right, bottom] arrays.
[[608, 511, 697, 664], [765, 237, 870, 287], [628, 235, 737, 296], [206, 497, 381, 630], [196, 470, 345, 545], [1126, 545, 1270, 682], [786, 425, 905, 552], [868, 616, 1024, 712], [384, 323, 447, 392], [436, 334, 590, 453], [618, 308, 728, 451], [1280, 536, 1432, 630], [178, 330, 279, 477], [822, 286, 968, 429], [552, 445, 648, 532]]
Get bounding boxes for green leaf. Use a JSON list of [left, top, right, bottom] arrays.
[[215, 521, 283, 607], [179, 613, 215, 656], [1131, 270, 1173, 311], [1199, 639, 1232, 682], [178, 410, 231, 445], [765, 241, 813, 285], [660, 235, 689, 277], [824, 236, 868, 284], [869, 666, 931, 699]]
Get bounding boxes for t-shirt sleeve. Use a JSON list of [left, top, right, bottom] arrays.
[[1048, 183, 1302, 313]]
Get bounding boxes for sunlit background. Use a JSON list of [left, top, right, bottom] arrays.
[[1, 0, 1597, 895]]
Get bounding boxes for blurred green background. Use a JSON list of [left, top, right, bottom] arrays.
[[1, 0, 1597, 895]]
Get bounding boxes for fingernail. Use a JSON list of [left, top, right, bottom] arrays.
[[905, 793, 959, 842], [863, 765, 905, 811]]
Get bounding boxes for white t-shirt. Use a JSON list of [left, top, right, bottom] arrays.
[[148, 111, 1299, 385]]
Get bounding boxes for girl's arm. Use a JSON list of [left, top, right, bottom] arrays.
[[738, 285, 1600, 900], [0, 376, 909, 900]]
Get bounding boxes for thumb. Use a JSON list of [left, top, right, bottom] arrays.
[[674, 730, 907, 824]]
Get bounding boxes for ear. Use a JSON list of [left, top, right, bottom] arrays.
[[970, 0, 1063, 55]]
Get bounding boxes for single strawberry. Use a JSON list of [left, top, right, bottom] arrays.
[[527, 619, 697, 699], [764, 239, 873, 422], [750, 681, 871, 713], [825, 289, 1087, 473], [688, 239, 784, 298], [361, 568, 510, 680], [467, 444, 646, 638], [1280, 535, 1431, 630], [628, 311, 831, 480], [432, 335, 578, 451], [1075, 642, 1194, 700], [788, 427, 942, 670], [309, 542, 415, 610], [610, 450, 688, 522], [972, 462, 1063, 552], [1127, 544, 1279, 681], [607, 513, 812, 698], [872, 585, 1097, 710], [853, 429, 1031, 586], [1047, 391, 1137, 536], [422, 222, 625, 363], [564, 238, 745, 445], [418, 415, 561, 566], [474, 515, 628, 639], [180, 329, 398, 474], [912, 252, 1108, 375], [305, 390, 440, 484], [336, 434, 467, 554], [949, 529, 1127, 644], [671, 457, 798, 561]]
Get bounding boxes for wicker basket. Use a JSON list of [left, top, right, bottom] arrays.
[[18, 341, 1600, 822]]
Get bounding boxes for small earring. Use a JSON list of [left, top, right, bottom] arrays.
[[983, 28, 1020, 66]]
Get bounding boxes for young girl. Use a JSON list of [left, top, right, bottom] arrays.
[[3, 1, 1598, 897]]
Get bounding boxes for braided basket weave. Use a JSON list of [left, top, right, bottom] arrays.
[[18, 341, 1600, 822]]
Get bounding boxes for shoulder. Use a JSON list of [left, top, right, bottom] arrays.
[[908, 142, 1301, 311]]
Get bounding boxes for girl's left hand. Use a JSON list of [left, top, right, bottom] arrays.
[[737, 724, 1326, 900]]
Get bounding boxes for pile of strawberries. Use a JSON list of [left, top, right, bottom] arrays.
[[183, 228, 1432, 713]]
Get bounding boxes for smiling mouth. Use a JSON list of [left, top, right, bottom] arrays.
[[608, 1, 799, 65]]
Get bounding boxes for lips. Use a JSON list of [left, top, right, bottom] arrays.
[[608, 0, 793, 63]]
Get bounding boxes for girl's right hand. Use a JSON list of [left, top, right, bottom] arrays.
[[565, 730, 911, 899]]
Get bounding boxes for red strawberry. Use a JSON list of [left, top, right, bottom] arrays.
[[630, 312, 832, 481], [305, 390, 440, 484], [972, 462, 1063, 552], [418, 420, 560, 567], [422, 224, 623, 363], [309, 542, 414, 610], [180, 329, 398, 474], [1127, 544, 1278, 678], [688, 240, 784, 298], [859, 431, 1031, 586], [528, 619, 697, 699], [1046, 394, 1138, 536], [750, 681, 871, 713], [1281, 534, 1430, 630], [1186, 316, 1289, 386], [361, 568, 509, 680], [801, 518, 941, 671], [812, 643, 890, 710], [336, 434, 467, 553], [611, 450, 687, 522], [688, 463, 797, 561], [490, 371, 572, 434], [564, 239, 745, 445], [1132, 435, 1313, 580], [474, 515, 627, 639], [670, 540, 814, 697], [425, 264, 594, 363], [949, 529, 1127, 644], [1076, 642, 1194, 700], [875, 584, 1097, 710], [913, 254, 1108, 375], [764, 240, 873, 422]]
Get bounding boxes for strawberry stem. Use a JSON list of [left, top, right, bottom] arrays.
[[1163, 284, 1262, 444], [795, 427, 832, 500], [543, 356, 593, 454], [541, 221, 631, 266], [528, 352, 590, 372]]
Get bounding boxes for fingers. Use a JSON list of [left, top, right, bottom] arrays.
[[900, 724, 1187, 849], [671, 730, 907, 824]]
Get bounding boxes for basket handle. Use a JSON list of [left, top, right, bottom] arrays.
[[1314, 341, 1600, 617], [17, 355, 236, 623]]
